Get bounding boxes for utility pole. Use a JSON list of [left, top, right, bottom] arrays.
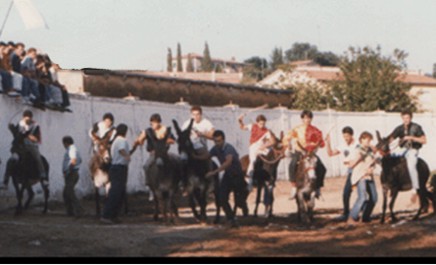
[[0, 0, 14, 39]]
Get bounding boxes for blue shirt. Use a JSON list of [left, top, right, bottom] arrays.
[[63, 145, 82, 174], [21, 56, 36, 72], [210, 143, 243, 177]]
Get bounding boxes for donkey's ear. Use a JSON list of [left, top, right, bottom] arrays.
[[165, 127, 172, 140], [376, 130, 382, 142], [187, 118, 194, 133], [280, 131, 284, 141], [172, 119, 182, 136]]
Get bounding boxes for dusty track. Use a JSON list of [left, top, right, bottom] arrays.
[[0, 176, 435, 257]]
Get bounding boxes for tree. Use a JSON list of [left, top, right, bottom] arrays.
[[329, 46, 418, 112], [167, 48, 173, 72], [433, 63, 436, 78], [314, 51, 339, 66], [270, 47, 284, 70], [186, 54, 194, 72], [285, 42, 318, 62], [289, 83, 330, 110], [177, 43, 183, 72], [202, 42, 213, 72], [243, 56, 269, 81]]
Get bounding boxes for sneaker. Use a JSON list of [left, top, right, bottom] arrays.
[[148, 192, 154, 202], [100, 217, 114, 225], [315, 188, 321, 199], [41, 179, 49, 187], [334, 215, 348, 222]]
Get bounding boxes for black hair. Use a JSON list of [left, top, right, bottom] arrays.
[[103, 113, 114, 123], [116, 124, 128, 137], [300, 110, 313, 119], [213, 130, 225, 140], [401, 110, 413, 118], [342, 126, 354, 135], [62, 136, 74, 145], [150, 113, 162, 123], [23, 110, 33, 118]]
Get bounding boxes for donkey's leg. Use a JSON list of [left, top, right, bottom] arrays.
[[42, 183, 49, 214], [254, 181, 262, 217], [15, 184, 25, 216], [189, 193, 200, 221], [153, 193, 159, 221], [199, 189, 208, 222], [95, 187, 101, 216], [389, 189, 399, 223], [381, 187, 388, 224], [24, 186, 34, 209], [413, 189, 426, 221]]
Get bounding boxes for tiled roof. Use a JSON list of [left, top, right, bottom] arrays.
[[125, 70, 243, 84]]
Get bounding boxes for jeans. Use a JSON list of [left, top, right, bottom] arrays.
[[350, 179, 378, 221], [102, 165, 128, 219], [22, 77, 41, 102], [0, 70, 12, 92], [342, 171, 353, 217], [217, 172, 247, 221], [63, 170, 83, 216]]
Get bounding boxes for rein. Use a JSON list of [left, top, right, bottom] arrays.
[[258, 152, 284, 165]]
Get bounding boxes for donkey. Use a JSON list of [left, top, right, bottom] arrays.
[[172, 119, 217, 223], [250, 131, 285, 218], [294, 143, 320, 224], [3, 123, 50, 215], [375, 131, 435, 224], [89, 129, 128, 216], [144, 128, 182, 224]]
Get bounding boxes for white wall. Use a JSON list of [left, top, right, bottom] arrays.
[[1, 95, 436, 205], [57, 70, 84, 94]]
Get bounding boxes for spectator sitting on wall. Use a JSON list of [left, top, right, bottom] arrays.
[[20, 47, 43, 106], [49, 63, 71, 111], [7, 42, 25, 97], [0, 42, 14, 94]]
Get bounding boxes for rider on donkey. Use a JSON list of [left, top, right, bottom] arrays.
[[238, 114, 276, 191], [89, 113, 116, 154], [388, 110, 427, 202], [283, 110, 327, 199]]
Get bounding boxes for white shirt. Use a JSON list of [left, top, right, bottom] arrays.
[[63, 145, 82, 173], [337, 140, 359, 164], [111, 136, 130, 166], [182, 118, 214, 150], [89, 121, 115, 141]]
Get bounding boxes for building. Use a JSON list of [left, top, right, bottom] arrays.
[[257, 60, 436, 112], [171, 53, 246, 73]]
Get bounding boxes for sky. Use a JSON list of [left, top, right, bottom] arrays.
[[1, 0, 435, 73]]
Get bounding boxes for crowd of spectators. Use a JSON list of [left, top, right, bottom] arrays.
[[0, 41, 71, 112]]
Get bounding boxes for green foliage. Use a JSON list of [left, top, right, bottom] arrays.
[[243, 56, 270, 81], [289, 83, 329, 110], [186, 54, 194, 72], [285, 42, 318, 62], [270, 47, 284, 70], [314, 52, 339, 66], [202, 42, 213, 72], [433, 63, 436, 78], [167, 48, 173, 72], [329, 46, 418, 112], [177, 43, 183, 72]]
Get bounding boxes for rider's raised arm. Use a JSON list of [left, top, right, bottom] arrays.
[[326, 134, 341, 157], [136, 130, 147, 146], [238, 114, 248, 130]]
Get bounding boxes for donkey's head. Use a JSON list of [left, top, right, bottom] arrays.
[[8, 123, 25, 155], [270, 131, 286, 158], [173, 119, 194, 161], [375, 130, 390, 156], [150, 128, 172, 167]]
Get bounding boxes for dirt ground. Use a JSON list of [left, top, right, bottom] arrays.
[[0, 176, 436, 257]]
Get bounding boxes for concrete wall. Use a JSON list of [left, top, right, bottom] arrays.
[[57, 70, 85, 94], [1, 95, 436, 206]]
